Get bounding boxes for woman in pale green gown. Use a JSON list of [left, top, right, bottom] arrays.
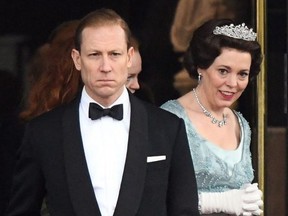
[[162, 19, 263, 216]]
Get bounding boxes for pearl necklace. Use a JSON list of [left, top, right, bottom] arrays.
[[192, 88, 227, 127]]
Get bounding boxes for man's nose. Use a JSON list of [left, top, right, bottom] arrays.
[[130, 79, 140, 90], [100, 56, 112, 72]]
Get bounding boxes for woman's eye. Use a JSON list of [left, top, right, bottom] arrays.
[[239, 72, 249, 78], [219, 68, 228, 75]]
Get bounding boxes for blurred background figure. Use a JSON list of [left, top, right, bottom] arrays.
[[126, 35, 142, 93], [126, 35, 155, 104], [170, 0, 249, 53], [20, 20, 82, 121]]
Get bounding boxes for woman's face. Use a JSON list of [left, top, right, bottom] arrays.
[[199, 47, 251, 109]]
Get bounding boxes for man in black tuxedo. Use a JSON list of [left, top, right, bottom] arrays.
[[5, 9, 199, 216]]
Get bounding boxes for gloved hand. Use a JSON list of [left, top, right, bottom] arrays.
[[241, 183, 263, 216], [199, 183, 263, 215]]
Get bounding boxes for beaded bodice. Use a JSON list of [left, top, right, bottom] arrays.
[[161, 100, 254, 193]]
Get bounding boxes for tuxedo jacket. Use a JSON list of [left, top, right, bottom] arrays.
[[5, 93, 199, 216]]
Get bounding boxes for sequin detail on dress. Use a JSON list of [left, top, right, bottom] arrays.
[[161, 100, 254, 193]]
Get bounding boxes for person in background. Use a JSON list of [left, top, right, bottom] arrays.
[[126, 35, 142, 93], [20, 20, 82, 122], [126, 36, 155, 104], [161, 19, 263, 215], [5, 8, 199, 216], [126, 35, 155, 104]]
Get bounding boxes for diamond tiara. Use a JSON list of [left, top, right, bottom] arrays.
[[213, 23, 257, 41]]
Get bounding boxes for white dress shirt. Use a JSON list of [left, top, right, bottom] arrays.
[[79, 87, 131, 216]]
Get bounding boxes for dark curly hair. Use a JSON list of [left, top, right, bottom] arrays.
[[183, 19, 262, 81]]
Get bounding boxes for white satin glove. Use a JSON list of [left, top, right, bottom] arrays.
[[199, 183, 263, 215]]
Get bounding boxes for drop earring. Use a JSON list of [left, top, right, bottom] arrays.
[[198, 73, 202, 83]]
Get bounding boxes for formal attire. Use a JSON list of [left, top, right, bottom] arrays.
[[161, 100, 254, 216], [161, 100, 254, 191], [80, 88, 130, 216], [5, 88, 199, 216]]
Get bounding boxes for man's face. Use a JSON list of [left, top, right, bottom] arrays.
[[72, 24, 133, 106], [126, 50, 142, 93]]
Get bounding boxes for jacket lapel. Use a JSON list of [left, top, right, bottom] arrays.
[[113, 94, 149, 216], [62, 96, 101, 216]]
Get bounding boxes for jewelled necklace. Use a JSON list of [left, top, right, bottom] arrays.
[[192, 88, 227, 127]]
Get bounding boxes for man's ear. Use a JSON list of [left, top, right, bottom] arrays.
[[71, 48, 81, 71], [127, 47, 134, 68]]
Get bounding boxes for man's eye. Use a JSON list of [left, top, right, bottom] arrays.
[[90, 53, 100, 56], [111, 52, 121, 57]]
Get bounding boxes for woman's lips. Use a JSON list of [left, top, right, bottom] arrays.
[[220, 90, 234, 100]]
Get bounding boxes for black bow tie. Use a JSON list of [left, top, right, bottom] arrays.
[[89, 103, 123, 120]]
